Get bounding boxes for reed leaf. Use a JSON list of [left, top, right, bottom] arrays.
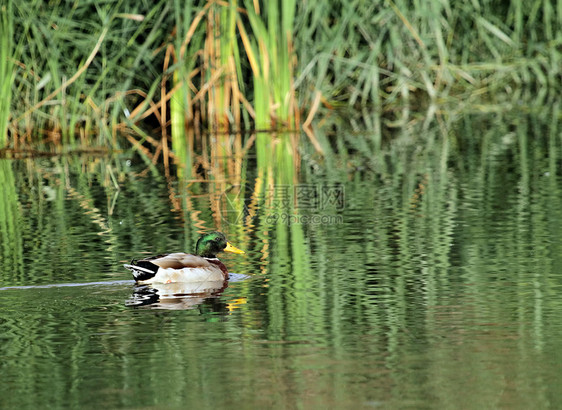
[[0, 2, 13, 147]]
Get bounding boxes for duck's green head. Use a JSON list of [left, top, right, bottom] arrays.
[[195, 231, 245, 258]]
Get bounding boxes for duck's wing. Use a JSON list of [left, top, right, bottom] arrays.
[[147, 253, 212, 269], [124, 253, 212, 282]]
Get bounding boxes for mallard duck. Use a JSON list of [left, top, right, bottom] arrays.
[[124, 231, 244, 284]]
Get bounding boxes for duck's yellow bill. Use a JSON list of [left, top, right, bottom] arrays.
[[224, 242, 245, 254]]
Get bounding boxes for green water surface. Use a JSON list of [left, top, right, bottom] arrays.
[[2, 108, 562, 409]]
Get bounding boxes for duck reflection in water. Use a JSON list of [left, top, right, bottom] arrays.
[[126, 281, 229, 310]]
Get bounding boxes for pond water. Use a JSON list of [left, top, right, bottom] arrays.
[[2, 107, 562, 408]]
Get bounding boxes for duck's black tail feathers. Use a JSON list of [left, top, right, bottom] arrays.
[[123, 260, 159, 282]]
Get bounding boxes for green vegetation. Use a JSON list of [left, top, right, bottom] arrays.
[[0, 0, 560, 160], [0, 3, 13, 147], [296, 0, 562, 109]]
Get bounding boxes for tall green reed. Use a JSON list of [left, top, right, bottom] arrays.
[[0, 2, 13, 148], [238, 0, 298, 129], [167, 1, 299, 175]]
